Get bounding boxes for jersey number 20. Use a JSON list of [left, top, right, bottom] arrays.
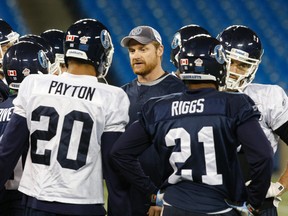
[[30, 106, 93, 170]]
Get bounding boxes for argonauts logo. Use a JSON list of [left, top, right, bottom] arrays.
[[100, 30, 112, 49], [130, 26, 142, 36], [38, 50, 48, 69], [171, 32, 181, 49], [214, 44, 226, 64]]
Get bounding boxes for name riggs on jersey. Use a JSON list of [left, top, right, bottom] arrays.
[[0, 107, 14, 122], [48, 81, 96, 101], [171, 98, 204, 116]]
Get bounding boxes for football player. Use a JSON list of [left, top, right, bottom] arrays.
[[110, 35, 274, 216], [0, 18, 129, 216], [19, 34, 58, 75], [41, 29, 67, 75], [217, 25, 288, 216], [0, 40, 49, 215], [0, 19, 19, 101]]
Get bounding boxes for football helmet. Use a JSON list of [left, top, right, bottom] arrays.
[[41, 29, 65, 74], [170, 24, 210, 68], [178, 35, 227, 87], [19, 34, 58, 74], [64, 18, 114, 78], [217, 25, 263, 91], [3, 41, 49, 90], [0, 19, 20, 64]]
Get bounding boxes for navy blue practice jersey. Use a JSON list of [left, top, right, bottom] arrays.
[[122, 73, 186, 126], [0, 94, 25, 214], [139, 88, 261, 213], [0, 95, 15, 135]]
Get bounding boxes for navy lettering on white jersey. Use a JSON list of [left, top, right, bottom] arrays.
[[48, 81, 96, 101]]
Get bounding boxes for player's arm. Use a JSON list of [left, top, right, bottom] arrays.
[[237, 117, 274, 209], [0, 113, 29, 189], [110, 120, 158, 195], [264, 115, 288, 198]]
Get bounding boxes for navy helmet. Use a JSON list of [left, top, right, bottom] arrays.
[[170, 24, 210, 68], [19, 34, 57, 74], [216, 25, 263, 91], [41, 29, 65, 74], [64, 18, 114, 78], [178, 35, 227, 88], [3, 41, 49, 90]]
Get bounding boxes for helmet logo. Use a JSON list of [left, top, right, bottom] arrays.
[[80, 36, 88, 44], [100, 30, 111, 49], [66, 35, 75, 42], [22, 68, 30, 76], [171, 32, 181, 49], [38, 50, 48, 69], [214, 45, 225, 64], [7, 70, 17, 76]]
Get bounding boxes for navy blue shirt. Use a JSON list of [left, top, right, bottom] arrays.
[[111, 88, 274, 213], [122, 73, 187, 127]]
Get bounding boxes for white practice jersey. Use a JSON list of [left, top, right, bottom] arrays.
[[13, 72, 130, 204], [244, 83, 288, 152]]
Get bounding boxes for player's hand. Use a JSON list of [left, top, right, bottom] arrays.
[[273, 196, 282, 208], [265, 181, 285, 198], [147, 205, 162, 216], [224, 199, 259, 216]]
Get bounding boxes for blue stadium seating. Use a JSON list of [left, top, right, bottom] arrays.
[[0, 0, 28, 35], [1, 0, 287, 92], [76, 0, 288, 91]]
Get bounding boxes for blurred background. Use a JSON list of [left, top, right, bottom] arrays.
[[1, 0, 288, 214]]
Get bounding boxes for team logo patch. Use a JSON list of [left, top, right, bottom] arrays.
[[7, 70, 17, 76], [79, 36, 88, 44], [180, 58, 189, 65], [22, 68, 30, 76], [100, 30, 112, 49], [66, 35, 75, 42], [130, 27, 142, 36]]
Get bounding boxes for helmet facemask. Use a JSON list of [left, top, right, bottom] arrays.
[[225, 48, 262, 92], [0, 31, 20, 64]]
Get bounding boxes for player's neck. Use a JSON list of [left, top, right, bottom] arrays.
[[186, 82, 217, 90], [67, 63, 97, 76]]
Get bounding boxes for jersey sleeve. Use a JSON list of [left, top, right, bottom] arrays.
[[104, 88, 130, 132], [266, 85, 288, 130], [230, 93, 261, 126]]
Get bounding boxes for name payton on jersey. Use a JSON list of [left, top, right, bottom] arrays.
[[171, 98, 204, 116], [48, 81, 96, 101]]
